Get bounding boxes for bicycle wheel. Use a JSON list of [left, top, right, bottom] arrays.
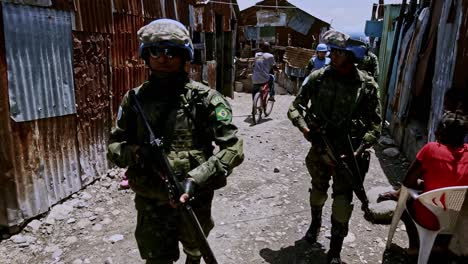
[[263, 92, 275, 117], [252, 92, 263, 125]]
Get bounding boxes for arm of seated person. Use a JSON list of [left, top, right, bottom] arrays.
[[402, 160, 424, 190]]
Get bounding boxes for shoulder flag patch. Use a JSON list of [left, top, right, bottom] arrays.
[[215, 105, 231, 122]]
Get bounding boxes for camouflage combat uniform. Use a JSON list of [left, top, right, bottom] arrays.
[[108, 79, 244, 263], [357, 51, 380, 80], [287, 65, 381, 239]]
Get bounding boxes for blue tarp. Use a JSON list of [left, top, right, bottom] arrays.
[[365, 20, 383, 37]]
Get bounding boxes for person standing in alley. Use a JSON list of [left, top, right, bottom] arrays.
[[107, 18, 244, 264], [287, 30, 382, 264], [306, 43, 331, 75], [357, 46, 380, 80]]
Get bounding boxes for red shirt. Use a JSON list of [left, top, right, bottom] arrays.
[[410, 142, 468, 230]]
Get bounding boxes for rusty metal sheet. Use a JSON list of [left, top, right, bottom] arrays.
[[176, 0, 190, 26], [11, 116, 81, 226], [73, 32, 111, 184], [188, 64, 203, 82], [204, 61, 216, 89], [142, 0, 162, 18], [203, 5, 214, 32], [0, 2, 19, 228], [110, 65, 146, 117], [50, 0, 75, 10], [2, 3, 76, 122], [193, 5, 204, 32], [112, 0, 142, 15], [111, 14, 145, 66], [0, 4, 81, 228], [164, 0, 176, 19], [428, 0, 464, 141], [73, 0, 113, 33]]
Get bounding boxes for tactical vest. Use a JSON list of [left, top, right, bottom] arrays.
[[307, 68, 376, 148], [127, 81, 223, 200]]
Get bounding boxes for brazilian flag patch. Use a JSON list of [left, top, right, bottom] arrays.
[[215, 105, 231, 121]]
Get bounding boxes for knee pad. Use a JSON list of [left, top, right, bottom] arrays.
[[309, 188, 328, 208], [331, 195, 354, 222], [331, 216, 350, 238]]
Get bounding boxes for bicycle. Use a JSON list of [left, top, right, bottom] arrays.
[[252, 81, 274, 125]]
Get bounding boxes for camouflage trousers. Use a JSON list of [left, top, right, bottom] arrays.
[[134, 193, 214, 263], [305, 147, 354, 238]]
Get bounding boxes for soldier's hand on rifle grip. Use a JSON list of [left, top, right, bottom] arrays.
[[180, 178, 198, 203]]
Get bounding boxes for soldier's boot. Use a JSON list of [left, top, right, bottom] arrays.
[[303, 207, 322, 243], [327, 235, 344, 264], [185, 256, 201, 264]]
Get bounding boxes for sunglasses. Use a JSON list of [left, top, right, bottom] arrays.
[[331, 49, 348, 57], [148, 47, 179, 59]]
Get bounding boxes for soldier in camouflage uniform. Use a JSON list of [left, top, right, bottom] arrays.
[[287, 30, 382, 264], [107, 19, 244, 264], [357, 49, 380, 80]]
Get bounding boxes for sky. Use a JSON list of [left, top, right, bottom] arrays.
[[236, 0, 402, 35]]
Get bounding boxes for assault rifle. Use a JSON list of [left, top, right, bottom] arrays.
[[300, 106, 374, 222], [129, 90, 218, 264]]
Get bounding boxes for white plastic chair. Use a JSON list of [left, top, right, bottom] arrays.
[[386, 185, 468, 264]]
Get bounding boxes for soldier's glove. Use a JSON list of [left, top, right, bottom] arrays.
[[135, 144, 153, 165], [182, 178, 198, 198], [305, 130, 323, 146]]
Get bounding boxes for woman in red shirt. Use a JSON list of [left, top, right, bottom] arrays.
[[402, 111, 468, 252]]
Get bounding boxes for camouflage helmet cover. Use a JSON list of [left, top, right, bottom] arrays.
[[322, 30, 367, 61], [138, 18, 194, 61]]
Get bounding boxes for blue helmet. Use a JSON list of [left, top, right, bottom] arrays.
[[316, 43, 328, 52], [322, 30, 367, 61], [137, 19, 194, 61]]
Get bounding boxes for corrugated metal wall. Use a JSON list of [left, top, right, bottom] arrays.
[[110, 5, 146, 116], [73, 0, 113, 33], [73, 32, 111, 185], [0, 2, 82, 228], [377, 4, 401, 110]]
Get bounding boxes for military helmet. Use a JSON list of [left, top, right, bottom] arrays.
[[322, 30, 367, 61], [316, 43, 328, 52], [137, 19, 194, 61]]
